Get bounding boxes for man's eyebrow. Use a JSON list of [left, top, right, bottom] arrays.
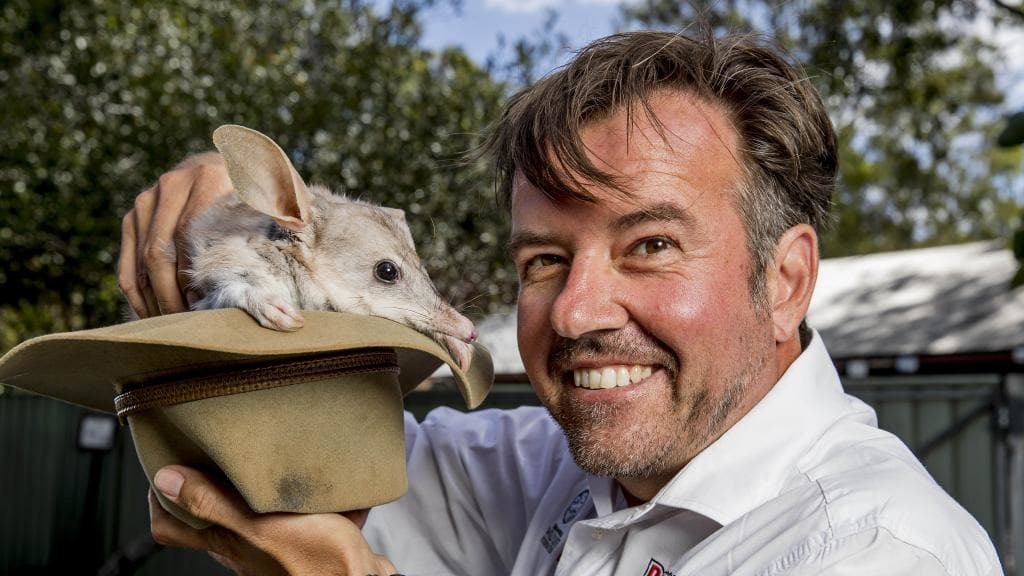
[[611, 202, 697, 232], [506, 203, 698, 256], [506, 231, 562, 257]]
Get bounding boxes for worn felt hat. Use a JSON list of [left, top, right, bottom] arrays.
[[0, 309, 493, 527]]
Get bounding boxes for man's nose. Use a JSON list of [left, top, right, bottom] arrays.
[[549, 256, 628, 339]]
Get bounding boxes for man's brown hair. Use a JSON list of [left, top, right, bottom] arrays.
[[483, 30, 838, 345]]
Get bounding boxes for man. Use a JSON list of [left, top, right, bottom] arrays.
[[121, 31, 1001, 574]]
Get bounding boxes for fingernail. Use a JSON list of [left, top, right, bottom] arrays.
[[154, 468, 184, 499]]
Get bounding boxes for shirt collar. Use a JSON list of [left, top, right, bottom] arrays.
[[614, 332, 873, 527]]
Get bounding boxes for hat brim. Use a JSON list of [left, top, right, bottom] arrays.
[[0, 309, 493, 413]]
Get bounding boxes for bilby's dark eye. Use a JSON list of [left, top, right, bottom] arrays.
[[374, 260, 401, 284]]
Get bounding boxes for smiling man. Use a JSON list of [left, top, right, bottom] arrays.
[[123, 30, 1000, 575], [508, 91, 782, 502]]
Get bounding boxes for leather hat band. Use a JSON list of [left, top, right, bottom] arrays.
[[114, 348, 399, 419]]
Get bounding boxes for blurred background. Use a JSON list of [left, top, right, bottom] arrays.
[[1, 0, 1023, 574]]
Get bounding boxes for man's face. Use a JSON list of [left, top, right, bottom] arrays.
[[509, 92, 780, 489]]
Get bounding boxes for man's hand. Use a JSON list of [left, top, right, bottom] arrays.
[[149, 465, 397, 576], [119, 152, 232, 318]]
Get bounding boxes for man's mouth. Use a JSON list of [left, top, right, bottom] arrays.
[[572, 365, 654, 390]]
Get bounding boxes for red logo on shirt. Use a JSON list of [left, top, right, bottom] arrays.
[[644, 559, 665, 576]]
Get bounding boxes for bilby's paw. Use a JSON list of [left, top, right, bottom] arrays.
[[244, 292, 304, 331]]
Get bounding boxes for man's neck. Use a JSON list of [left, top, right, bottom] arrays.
[[620, 482, 655, 507], [614, 338, 806, 506], [617, 474, 676, 505]]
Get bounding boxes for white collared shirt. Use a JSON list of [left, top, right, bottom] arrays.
[[364, 334, 1001, 575]]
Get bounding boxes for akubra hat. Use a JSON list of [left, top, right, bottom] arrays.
[[0, 309, 493, 527]]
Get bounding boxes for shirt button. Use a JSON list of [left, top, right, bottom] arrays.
[[591, 529, 605, 540]]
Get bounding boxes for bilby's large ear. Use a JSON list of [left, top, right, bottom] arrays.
[[380, 206, 416, 246], [213, 125, 312, 232], [767, 224, 818, 346], [381, 207, 406, 223]]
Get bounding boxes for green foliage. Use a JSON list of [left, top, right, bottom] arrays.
[[621, 0, 1024, 258], [999, 111, 1024, 147], [0, 0, 515, 352], [485, 9, 569, 87]]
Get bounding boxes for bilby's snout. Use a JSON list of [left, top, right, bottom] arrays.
[[433, 305, 477, 373]]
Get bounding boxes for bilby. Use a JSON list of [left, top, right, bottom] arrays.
[[184, 124, 477, 370]]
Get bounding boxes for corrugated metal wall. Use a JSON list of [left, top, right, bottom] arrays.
[[0, 392, 229, 575], [0, 374, 1009, 574], [847, 375, 1002, 537]]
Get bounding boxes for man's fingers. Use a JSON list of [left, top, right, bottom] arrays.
[[149, 488, 205, 549], [149, 476, 287, 575], [148, 488, 262, 572], [376, 554, 399, 574], [146, 171, 193, 315], [153, 466, 251, 534], [174, 161, 232, 307], [130, 189, 160, 317], [119, 153, 233, 318], [176, 161, 232, 226], [118, 211, 148, 318], [149, 489, 226, 551], [207, 551, 246, 574], [148, 466, 397, 575], [342, 508, 370, 529]]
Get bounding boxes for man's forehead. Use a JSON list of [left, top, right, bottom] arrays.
[[513, 96, 739, 196], [506, 185, 709, 259], [509, 174, 702, 234], [582, 91, 739, 166]]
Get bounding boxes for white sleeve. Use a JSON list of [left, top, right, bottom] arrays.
[[363, 406, 577, 576], [772, 526, 1003, 576]]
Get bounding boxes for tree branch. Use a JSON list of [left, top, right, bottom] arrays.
[[991, 0, 1024, 20]]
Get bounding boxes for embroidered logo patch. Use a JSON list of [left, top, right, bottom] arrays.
[[540, 488, 592, 555], [562, 488, 591, 524], [643, 558, 676, 576], [541, 524, 564, 554]]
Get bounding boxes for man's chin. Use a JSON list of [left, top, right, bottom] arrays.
[[565, 436, 673, 479], [554, 412, 673, 479]]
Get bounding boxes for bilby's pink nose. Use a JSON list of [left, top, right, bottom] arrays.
[[451, 312, 476, 342], [439, 335, 474, 373]]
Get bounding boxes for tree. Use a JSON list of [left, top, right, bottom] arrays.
[[997, 111, 1024, 285], [0, 0, 515, 353], [621, 0, 1024, 258]]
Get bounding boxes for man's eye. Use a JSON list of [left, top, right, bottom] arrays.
[[629, 237, 675, 257], [525, 254, 565, 271]]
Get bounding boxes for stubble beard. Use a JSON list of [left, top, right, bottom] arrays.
[[544, 328, 765, 481]]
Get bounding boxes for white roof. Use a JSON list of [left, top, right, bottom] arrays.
[[440, 241, 1023, 376], [473, 311, 523, 375], [808, 240, 1024, 357]]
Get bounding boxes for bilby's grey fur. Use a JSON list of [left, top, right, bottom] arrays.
[[184, 125, 476, 370]]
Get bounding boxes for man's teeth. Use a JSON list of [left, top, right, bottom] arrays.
[[572, 365, 653, 390]]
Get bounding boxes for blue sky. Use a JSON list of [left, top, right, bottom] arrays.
[[417, 0, 626, 69], [401, 0, 1024, 109]]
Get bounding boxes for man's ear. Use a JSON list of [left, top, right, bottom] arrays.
[[767, 224, 818, 345]]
